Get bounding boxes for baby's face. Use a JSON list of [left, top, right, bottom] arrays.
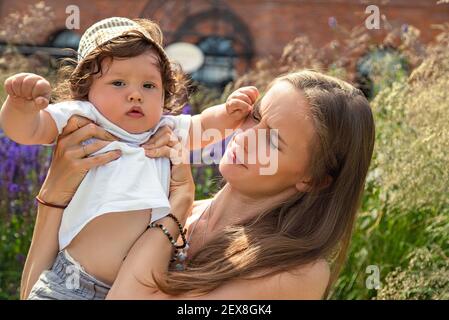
[[88, 51, 164, 134]]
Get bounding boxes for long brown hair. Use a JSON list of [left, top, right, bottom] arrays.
[[52, 18, 188, 113], [156, 70, 375, 298]]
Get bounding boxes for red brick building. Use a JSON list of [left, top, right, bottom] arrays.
[[1, 0, 448, 87]]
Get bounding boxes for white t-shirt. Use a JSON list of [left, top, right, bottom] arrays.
[[44, 100, 191, 250]]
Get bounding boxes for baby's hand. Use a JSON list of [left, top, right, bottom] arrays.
[[225, 86, 259, 122], [4, 73, 51, 112]]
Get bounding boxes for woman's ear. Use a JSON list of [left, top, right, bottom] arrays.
[[295, 180, 312, 193], [295, 175, 333, 192]]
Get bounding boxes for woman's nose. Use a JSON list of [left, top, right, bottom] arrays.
[[233, 131, 250, 154], [235, 126, 264, 155]]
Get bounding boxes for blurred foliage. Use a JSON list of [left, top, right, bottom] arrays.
[[0, 2, 59, 299], [229, 22, 426, 101], [376, 247, 449, 299], [0, 1, 55, 45], [329, 25, 449, 300], [0, 214, 35, 299], [192, 165, 222, 200]]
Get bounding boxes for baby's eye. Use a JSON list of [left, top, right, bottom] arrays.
[[144, 83, 155, 89], [112, 81, 125, 87]]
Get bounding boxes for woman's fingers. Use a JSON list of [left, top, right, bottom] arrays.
[[148, 132, 178, 149], [64, 122, 117, 148], [141, 126, 174, 149], [144, 145, 173, 158], [83, 151, 122, 171], [73, 139, 118, 159], [62, 116, 93, 136], [145, 139, 189, 165], [63, 116, 118, 142]]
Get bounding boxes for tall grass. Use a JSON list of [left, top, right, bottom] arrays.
[[331, 26, 449, 299]]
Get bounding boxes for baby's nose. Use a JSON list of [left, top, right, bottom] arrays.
[[128, 94, 142, 103]]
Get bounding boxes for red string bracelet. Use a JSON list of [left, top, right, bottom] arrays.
[[35, 196, 68, 209]]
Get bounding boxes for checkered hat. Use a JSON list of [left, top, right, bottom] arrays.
[[77, 17, 171, 67]]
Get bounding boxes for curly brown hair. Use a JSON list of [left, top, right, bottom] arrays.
[[52, 18, 188, 114]]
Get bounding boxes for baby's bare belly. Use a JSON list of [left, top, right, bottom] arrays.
[[65, 209, 151, 286]]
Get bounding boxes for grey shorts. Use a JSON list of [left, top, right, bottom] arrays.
[[27, 250, 111, 300]]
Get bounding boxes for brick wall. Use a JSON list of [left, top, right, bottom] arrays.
[[1, 0, 448, 71]]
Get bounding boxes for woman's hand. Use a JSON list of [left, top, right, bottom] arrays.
[[141, 126, 194, 224], [38, 115, 121, 206]]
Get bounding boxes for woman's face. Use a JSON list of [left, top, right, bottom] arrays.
[[219, 81, 317, 198]]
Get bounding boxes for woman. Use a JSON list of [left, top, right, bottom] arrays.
[[21, 70, 375, 299]]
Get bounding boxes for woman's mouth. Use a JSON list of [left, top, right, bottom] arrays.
[[226, 144, 248, 168]]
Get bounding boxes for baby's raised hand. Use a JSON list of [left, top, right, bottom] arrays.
[[4, 73, 51, 112], [225, 86, 259, 122]]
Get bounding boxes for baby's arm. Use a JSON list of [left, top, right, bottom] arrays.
[[0, 73, 57, 145], [189, 86, 259, 150]]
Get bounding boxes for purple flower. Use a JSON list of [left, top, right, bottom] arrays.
[[0, 132, 52, 215], [8, 183, 20, 194], [401, 24, 409, 34], [182, 104, 192, 115], [328, 17, 337, 29]]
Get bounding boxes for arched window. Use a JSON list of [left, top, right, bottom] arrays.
[[191, 36, 237, 88], [149, 4, 254, 89], [356, 47, 409, 99], [50, 30, 80, 50]]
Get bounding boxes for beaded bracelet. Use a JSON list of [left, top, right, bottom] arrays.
[[148, 222, 178, 262], [148, 221, 188, 249], [149, 222, 177, 246], [147, 214, 188, 249], [166, 214, 188, 249]]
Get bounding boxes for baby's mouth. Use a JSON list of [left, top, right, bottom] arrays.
[[126, 106, 145, 117]]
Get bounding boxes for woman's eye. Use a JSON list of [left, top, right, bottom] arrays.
[[269, 130, 279, 150], [251, 108, 261, 122], [112, 81, 124, 87], [144, 83, 155, 89]]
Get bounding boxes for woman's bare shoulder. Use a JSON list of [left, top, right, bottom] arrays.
[[186, 199, 212, 226], [279, 258, 330, 299], [250, 259, 330, 299], [290, 258, 330, 277], [198, 258, 330, 300], [192, 199, 212, 212]]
